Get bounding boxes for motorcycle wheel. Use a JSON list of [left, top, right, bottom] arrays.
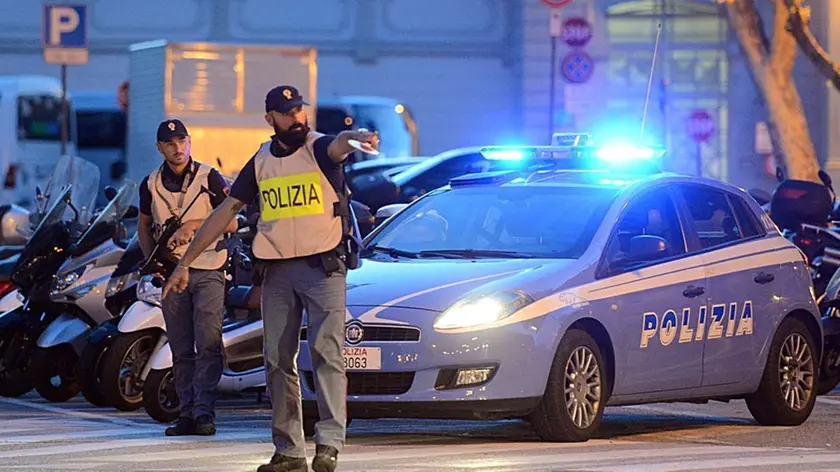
[[31, 345, 81, 402], [77, 342, 109, 407], [0, 328, 35, 397], [100, 331, 158, 411], [818, 343, 840, 395], [142, 368, 180, 423]]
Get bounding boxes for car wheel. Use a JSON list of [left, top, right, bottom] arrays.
[[745, 317, 817, 426], [530, 328, 607, 442]]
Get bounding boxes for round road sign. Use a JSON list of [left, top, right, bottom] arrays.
[[560, 52, 594, 84], [687, 109, 715, 143], [542, 0, 573, 6], [562, 17, 592, 47]]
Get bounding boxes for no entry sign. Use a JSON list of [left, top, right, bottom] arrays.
[[560, 51, 594, 84], [687, 109, 715, 143], [562, 17, 592, 48]]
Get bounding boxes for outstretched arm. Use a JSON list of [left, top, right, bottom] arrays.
[[176, 196, 246, 269]]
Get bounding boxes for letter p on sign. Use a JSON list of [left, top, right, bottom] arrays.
[[42, 4, 88, 65], [49, 7, 79, 45]]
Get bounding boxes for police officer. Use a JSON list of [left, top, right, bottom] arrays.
[[138, 119, 239, 437], [163, 85, 376, 472]]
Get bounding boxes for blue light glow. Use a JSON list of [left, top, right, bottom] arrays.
[[594, 144, 662, 162], [482, 149, 526, 161]]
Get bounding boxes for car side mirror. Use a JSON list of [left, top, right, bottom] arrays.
[[612, 235, 669, 270]]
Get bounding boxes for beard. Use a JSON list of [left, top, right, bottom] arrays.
[[274, 121, 310, 149]]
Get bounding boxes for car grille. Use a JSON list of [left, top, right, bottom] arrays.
[[302, 371, 415, 395], [300, 325, 420, 342]]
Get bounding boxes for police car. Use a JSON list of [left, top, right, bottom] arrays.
[[298, 143, 822, 442]]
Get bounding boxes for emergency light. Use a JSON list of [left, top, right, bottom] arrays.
[[479, 143, 666, 174]]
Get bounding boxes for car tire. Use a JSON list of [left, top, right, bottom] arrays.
[[530, 328, 607, 442], [745, 317, 817, 426]]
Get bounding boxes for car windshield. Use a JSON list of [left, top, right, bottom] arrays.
[[366, 185, 620, 259]]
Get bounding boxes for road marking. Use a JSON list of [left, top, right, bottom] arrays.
[[0, 397, 146, 428]]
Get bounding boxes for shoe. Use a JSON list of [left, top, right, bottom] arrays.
[[256, 454, 308, 472], [311, 445, 339, 472], [194, 415, 216, 436], [164, 417, 196, 436]]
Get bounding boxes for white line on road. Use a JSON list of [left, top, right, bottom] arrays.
[[0, 397, 147, 428]]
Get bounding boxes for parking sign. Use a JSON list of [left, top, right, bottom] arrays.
[[42, 4, 88, 65]]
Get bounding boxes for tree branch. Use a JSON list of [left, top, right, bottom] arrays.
[[783, 0, 840, 91], [723, 0, 770, 80], [769, 0, 797, 75]]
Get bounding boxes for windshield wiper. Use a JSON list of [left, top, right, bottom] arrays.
[[366, 245, 420, 259], [417, 249, 537, 259]]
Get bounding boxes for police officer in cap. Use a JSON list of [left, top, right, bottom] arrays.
[[164, 86, 376, 472], [138, 119, 239, 436]]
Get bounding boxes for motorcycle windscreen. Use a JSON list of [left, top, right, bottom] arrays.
[[72, 180, 138, 255], [20, 155, 101, 239]]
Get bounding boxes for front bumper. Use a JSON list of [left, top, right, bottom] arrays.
[[297, 317, 552, 418]]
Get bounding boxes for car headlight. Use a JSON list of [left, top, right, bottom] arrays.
[[51, 267, 86, 293], [106, 272, 140, 298], [136, 275, 163, 307], [434, 290, 534, 330]]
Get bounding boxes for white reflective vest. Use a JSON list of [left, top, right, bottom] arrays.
[[147, 162, 227, 270], [252, 131, 344, 260]]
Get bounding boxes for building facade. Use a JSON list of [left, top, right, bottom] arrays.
[[0, 0, 837, 190]]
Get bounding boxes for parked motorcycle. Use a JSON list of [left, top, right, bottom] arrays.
[[28, 181, 139, 402], [0, 156, 101, 398], [77, 232, 145, 407]]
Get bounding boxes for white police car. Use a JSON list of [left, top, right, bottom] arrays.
[[298, 143, 822, 442]]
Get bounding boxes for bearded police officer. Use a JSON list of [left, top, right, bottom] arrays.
[[163, 85, 375, 472], [138, 119, 239, 437]]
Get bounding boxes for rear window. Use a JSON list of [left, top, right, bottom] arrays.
[[17, 95, 62, 141]]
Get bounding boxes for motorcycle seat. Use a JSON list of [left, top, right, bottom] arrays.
[[226, 285, 260, 310], [0, 254, 19, 281]]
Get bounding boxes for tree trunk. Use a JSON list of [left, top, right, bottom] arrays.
[[724, 0, 821, 182]]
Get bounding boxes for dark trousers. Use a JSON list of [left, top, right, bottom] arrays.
[[161, 268, 226, 420]]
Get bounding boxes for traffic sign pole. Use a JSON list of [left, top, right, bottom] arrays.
[[42, 4, 88, 157]]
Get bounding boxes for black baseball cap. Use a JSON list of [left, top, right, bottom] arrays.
[[157, 119, 189, 142], [265, 85, 309, 113]]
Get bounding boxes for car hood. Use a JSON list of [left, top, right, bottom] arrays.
[[346, 257, 582, 318]]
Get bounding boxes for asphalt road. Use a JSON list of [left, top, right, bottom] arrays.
[[2, 391, 840, 471]]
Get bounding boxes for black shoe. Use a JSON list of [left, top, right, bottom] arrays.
[[165, 417, 196, 436], [195, 415, 216, 436], [311, 445, 339, 472], [256, 454, 308, 472]]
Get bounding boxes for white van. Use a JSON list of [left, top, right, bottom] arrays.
[[0, 75, 77, 209], [71, 90, 127, 207]]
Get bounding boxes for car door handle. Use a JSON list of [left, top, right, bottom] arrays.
[[754, 272, 775, 284], [683, 285, 705, 298]]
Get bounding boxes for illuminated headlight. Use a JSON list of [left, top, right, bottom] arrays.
[[136, 276, 163, 307], [434, 291, 534, 330], [106, 272, 140, 298], [51, 267, 85, 293]]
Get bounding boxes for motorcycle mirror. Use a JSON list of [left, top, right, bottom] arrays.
[[35, 186, 42, 197], [124, 205, 139, 220], [104, 186, 118, 201]]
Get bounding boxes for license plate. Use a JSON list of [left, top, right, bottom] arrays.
[[343, 347, 381, 370]]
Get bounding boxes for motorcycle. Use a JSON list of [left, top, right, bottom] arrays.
[[139, 272, 264, 423], [76, 232, 145, 407], [0, 156, 101, 398], [28, 181, 139, 402]]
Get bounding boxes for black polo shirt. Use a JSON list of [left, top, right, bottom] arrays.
[[229, 134, 343, 205], [139, 159, 229, 216]]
